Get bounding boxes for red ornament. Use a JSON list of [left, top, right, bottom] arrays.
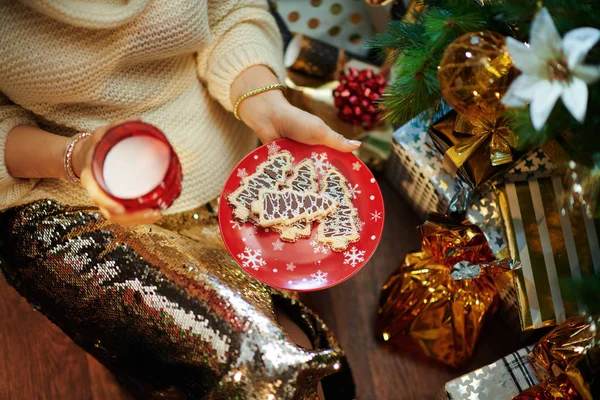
[[333, 67, 386, 129]]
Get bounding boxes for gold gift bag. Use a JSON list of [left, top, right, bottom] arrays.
[[497, 177, 600, 330]]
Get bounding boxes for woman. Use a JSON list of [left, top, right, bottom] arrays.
[[0, 0, 358, 398]]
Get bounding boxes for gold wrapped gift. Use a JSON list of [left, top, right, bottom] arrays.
[[513, 374, 583, 400], [517, 316, 600, 400], [497, 177, 600, 331], [428, 111, 520, 188], [376, 212, 517, 368]]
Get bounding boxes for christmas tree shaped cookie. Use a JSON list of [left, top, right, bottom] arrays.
[[317, 167, 360, 251], [273, 159, 319, 241], [251, 189, 337, 228], [227, 151, 292, 222]]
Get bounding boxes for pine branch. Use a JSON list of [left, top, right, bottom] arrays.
[[367, 20, 425, 53], [382, 51, 440, 125]]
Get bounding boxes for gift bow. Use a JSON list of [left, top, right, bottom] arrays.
[[418, 213, 517, 275], [444, 111, 517, 174]]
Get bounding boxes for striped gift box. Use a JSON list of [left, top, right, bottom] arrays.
[[497, 177, 600, 330]]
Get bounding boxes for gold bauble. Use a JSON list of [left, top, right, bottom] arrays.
[[438, 31, 515, 120]]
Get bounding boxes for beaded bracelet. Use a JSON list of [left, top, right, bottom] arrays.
[[233, 83, 286, 121], [63, 132, 92, 183]]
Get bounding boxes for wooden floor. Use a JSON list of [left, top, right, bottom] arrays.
[[0, 178, 543, 400]]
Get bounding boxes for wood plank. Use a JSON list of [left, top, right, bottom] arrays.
[[0, 274, 130, 400]]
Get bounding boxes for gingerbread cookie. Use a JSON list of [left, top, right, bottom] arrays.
[[227, 151, 292, 222], [272, 159, 319, 241], [317, 167, 360, 251], [250, 189, 337, 228]]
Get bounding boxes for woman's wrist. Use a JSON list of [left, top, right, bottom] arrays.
[[237, 88, 287, 131], [71, 136, 92, 179], [231, 65, 288, 129]]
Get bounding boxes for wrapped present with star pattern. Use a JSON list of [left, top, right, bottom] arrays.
[[385, 111, 558, 256], [438, 346, 538, 400], [385, 111, 508, 255]]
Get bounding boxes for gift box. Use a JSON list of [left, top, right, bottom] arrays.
[[385, 112, 558, 256], [273, 0, 376, 58], [284, 33, 347, 81], [496, 177, 600, 330], [385, 111, 507, 255], [428, 111, 522, 189], [439, 346, 538, 400]]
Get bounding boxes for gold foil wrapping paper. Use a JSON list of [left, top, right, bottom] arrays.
[[376, 212, 515, 368], [524, 316, 599, 400], [496, 178, 600, 330], [513, 374, 583, 400]]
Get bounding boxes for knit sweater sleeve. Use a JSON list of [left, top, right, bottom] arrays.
[[0, 93, 38, 208], [196, 0, 285, 112]]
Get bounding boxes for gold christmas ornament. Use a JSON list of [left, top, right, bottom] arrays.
[[438, 31, 515, 121]]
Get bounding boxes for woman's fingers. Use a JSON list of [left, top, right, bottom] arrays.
[[279, 107, 360, 153], [82, 162, 162, 226], [316, 124, 361, 152], [80, 168, 125, 214]]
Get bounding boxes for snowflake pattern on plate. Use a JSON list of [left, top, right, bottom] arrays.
[[309, 239, 329, 255], [343, 246, 366, 267], [310, 270, 328, 285], [230, 219, 244, 230], [267, 142, 281, 156], [272, 239, 284, 251], [352, 161, 362, 171], [311, 152, 331, 175], [286, 262, 296, 271], [237, 247, 266, 270], [354, 217, 365, 232], [347, 183, 361, 199], [236, 168, 248, 179], [370, 210, 382, 222]]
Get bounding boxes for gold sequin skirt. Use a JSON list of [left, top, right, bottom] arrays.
[[0, 200, 355, 399]]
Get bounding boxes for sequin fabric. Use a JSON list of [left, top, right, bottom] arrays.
[[0, 200, 354, 399]]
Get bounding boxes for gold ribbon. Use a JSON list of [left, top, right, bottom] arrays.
[[444, 111, 517, 175]]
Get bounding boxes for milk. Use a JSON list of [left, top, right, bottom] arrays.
[[102, 136, 171, 199]]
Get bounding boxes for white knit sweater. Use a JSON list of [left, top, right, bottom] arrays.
[[0, 0, 285, 214]]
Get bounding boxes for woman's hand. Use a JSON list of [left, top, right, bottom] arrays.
[[232, 66, 361, 152], [72, 120, 162, 226]]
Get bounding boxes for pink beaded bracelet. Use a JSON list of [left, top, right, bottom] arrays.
[[63, 132, 92, 183]]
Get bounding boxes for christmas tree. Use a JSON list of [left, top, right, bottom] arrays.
[[370, 0, 600, 162]]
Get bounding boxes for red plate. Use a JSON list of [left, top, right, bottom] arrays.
[[218, 139, 384, 291]]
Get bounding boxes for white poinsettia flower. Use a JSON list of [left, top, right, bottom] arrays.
[[501, 7, 600, 130]]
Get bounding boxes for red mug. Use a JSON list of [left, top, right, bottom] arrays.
[[91, 121, 183, 212]]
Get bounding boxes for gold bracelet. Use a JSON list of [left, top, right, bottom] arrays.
[[63, 132, 92, 183], [233, 83, 286, 120]]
